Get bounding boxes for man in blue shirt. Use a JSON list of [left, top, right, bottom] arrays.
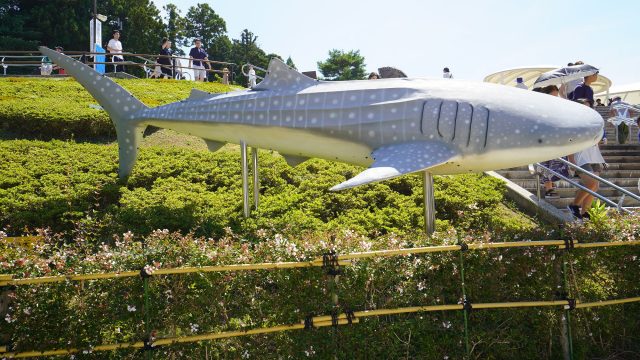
[[189, 38, 209, 81]]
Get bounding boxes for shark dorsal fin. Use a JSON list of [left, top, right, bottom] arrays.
[[253, 58, 317, 91], [188, 88, 213, 100]]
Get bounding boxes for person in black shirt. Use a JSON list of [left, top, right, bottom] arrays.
[[158, 38, 173, 79], [189, 38, 209, 82]]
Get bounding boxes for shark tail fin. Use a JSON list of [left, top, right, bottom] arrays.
[[39, 47, 148, 178]]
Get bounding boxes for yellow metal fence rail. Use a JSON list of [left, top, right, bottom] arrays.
[[2, 240, 638, 287], [1, 297, 639, 358]]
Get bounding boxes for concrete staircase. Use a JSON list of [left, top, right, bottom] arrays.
[[496, 121, 640, 218]]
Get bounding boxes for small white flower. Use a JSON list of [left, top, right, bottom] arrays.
[[305, 345, 316, 356], [5, 313, 14, 323], [127, 305, 136, 312], [190, 323, 199, 333], [442, 321, 452, 329]]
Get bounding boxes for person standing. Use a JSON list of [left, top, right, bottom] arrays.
[[609, 96, 630, 144], [533, 85, 567, 199], [53, 46, 66, 75], [189, 38, 209, 82], [107, 30, 124, 73], [248, 65, 257, 87], [515, 77, 528, 90], [567, 72, 607, 220], [442, 67, 453, 79], [158, 38, 173, 79]]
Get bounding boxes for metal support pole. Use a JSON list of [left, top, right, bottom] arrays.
[[240, 140, 250, 218], [423, 171, 435, 235], [251, 147, 259, 210]]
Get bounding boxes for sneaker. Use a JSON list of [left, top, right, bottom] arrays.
[[567, 205, 582, 219]]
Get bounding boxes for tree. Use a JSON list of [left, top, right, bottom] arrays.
[[317, 49, 366, 80], [0, 0, 93, 51], [163, 3, 186, 55], [102, 0, 165, 55], [285, 56, 296, 70], [183, 3, 226, 53]]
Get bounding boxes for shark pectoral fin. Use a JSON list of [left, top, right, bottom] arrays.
[[188, 88, 213, 100], [329, 141, 459, 191], [205, 140, 226, 152], [283, 154, 309, 167]]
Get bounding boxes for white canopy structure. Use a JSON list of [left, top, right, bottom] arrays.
[[484, 66, 612, 94], [595, 82, 640, 105]]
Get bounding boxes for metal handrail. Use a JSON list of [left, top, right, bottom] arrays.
[[534, 162, 628, 212], [556, 157, 640, 203]]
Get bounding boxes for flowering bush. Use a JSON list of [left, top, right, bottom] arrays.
[[1, 223, 638, 359]]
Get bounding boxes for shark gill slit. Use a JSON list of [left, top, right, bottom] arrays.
[[419, 101, 427, 135], [436, 101, 444, 138], [451, 101, 459, 143], [466, 104, 474, 148], [483, 108, 490, 149]]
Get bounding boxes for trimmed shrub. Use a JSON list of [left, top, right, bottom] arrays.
[[0, 78, 238, 139], [0, 140, 541, 240]]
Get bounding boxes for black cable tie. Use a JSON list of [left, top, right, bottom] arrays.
[[142, 339, 157, 351], [322, 251, 342, 276], [345, 310, 356, 325], [139, 267, 152, 279], [565, 298, 576, 310], [331, 310, 339, 327], [463, 299, 473, 312], [458, 241, 469, 252], [563, 238, 574, 250], [304, 314, 315, 330]]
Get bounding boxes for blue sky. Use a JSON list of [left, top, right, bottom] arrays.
[[152, 0, 640, 86]]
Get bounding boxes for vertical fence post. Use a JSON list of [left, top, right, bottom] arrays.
[[143, 275, 151, 360], [562, 252, 574, 360], [459, 249, 471, 358], [142, 240, 152, 360]]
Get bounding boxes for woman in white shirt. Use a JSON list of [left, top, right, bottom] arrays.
[[567, 76, 606, 220], [107, 30, 124, 72]]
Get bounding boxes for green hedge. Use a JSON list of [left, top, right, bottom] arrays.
[[1, 217, 638, 359], [0, 139, 540, 240], [0, 78, 238, 139]]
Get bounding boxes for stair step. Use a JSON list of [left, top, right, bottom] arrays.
[[546, 196, 640, 208], [499, 169, 640, 179], [524, 187, 639, 198], [513, 178, 640, 188]]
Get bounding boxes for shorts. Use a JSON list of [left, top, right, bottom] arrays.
[[579, 163, 603, 174], [193, 64, 206, 79]]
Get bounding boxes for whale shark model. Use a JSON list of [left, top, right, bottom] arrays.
[[40, 47, 603, 190]]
